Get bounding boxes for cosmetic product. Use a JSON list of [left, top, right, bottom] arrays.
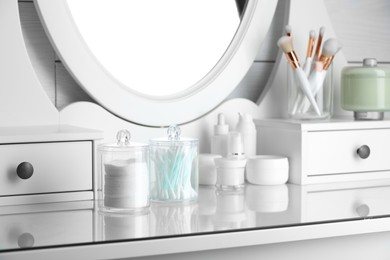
[[278, 36, 321, 116], [215, 132, 246, 190], [199, 153, 222, 185], [211, 113, 229, 157], [149, 125, 199, 202], [235, 113, 257, 157], [302, 30, 316, 76], [341, 58, 390, 120], [245, 155, 289, 185], [98, 129, 149, 213]]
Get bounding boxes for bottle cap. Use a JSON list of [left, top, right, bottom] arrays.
[[363, 58, 377, 67], [214, 113, 229, 135]]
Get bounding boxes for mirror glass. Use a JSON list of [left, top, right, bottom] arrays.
[[66, 0, 240, 98]]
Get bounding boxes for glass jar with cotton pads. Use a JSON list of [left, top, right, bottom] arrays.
[[245, 155, 289, 185], [97, 129, 149, 213], [149, 125, 199, 203]]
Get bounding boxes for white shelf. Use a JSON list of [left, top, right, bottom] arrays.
[[0, 124, 102, 144]]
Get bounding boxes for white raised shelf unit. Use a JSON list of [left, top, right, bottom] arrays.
[[256, 118, 390, 184]]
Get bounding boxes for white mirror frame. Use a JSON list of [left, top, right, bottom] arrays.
[[34, 0, 277, 126]]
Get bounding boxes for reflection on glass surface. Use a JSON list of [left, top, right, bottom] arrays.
[[151, 203, 198, 236], [3, 180, 390, 252], [66, 0, 240, 97], [97, 211, 150, 240]]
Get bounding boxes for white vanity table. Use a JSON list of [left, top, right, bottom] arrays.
[[2, 0, 390, 258], [2, 180, 390, 259]]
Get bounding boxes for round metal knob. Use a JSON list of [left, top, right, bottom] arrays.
[[17, 233, 35, 248], [356, 204, 370, 217], [357, 145, 370, 159], [16, 162, 34, 179]]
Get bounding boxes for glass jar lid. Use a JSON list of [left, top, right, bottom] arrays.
[[150, 125, 198, 146], [98, 129, 148, 152]]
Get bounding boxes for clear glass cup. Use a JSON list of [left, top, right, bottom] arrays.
[[287, 64, 333, 120]]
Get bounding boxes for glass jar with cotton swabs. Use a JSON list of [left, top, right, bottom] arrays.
[[149, 125, 199, 203], [97, 129, 150, 213], [278, 25, 342, 120]]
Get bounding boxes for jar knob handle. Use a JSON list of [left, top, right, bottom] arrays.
[[167, 125, 181, 141], [116, 129, 131, 146]]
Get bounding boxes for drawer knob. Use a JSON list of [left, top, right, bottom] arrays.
[[16, 162, 34, 179], [17, 232, 35, 248], [356, 204, 370, 217], [357, 145, 370, 159]]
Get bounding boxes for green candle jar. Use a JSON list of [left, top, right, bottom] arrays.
[[341, 58, 390, 120]]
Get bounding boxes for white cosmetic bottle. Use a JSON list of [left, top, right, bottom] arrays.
[[211, 113, 229, 157], [235, 113, 257, 157]]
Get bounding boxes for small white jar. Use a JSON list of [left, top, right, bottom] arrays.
[[246, 155, 289, 185], [214, 157, 247, 190]]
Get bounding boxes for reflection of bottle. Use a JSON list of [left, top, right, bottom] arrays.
[[211, 113, 229, 157], [213, 189, 246, 230], [235, 113, 256, 157]]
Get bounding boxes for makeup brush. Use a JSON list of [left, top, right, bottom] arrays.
[[302, 30, 316, 76], [277, 36, 321, 116], [291, 30, 317, 114], [300, 39, 343, 113], [313, 26, 325, 61], [318, 38, 343, 71], [285, 25, 292, 37]]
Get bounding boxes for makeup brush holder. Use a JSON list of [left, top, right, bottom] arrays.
[[97, 130, 150, 213], [287, 64, 333, 120], [149, 125, 199, 203]]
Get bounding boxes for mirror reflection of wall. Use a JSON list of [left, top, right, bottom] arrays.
[[20, 0, 390, 111]]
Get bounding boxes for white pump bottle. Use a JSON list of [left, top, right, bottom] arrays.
[[211, 113, 229, 157], [235, 113, 257, 157]]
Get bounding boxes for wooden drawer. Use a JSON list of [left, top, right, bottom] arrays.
[[0, 141, 92, 196], [306, 129, 390, 175], [0, 210, 92, 250]]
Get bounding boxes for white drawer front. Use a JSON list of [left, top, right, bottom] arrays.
[[0, 210, 92, 249], [306, 186, 390, 221], [0, 141, 92, 196], [306, 129, 390, 175]]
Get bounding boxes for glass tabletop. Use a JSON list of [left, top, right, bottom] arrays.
[[2, 179, 390, 253]]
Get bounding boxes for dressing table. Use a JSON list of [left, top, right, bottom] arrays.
[[2, 0, 390, 259]]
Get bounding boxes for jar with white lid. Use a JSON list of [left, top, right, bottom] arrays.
[[149, 125, 199, 202], [97, 129, 149, 213]]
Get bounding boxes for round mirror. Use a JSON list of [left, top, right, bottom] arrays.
[[34, 0, 277, 126]]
